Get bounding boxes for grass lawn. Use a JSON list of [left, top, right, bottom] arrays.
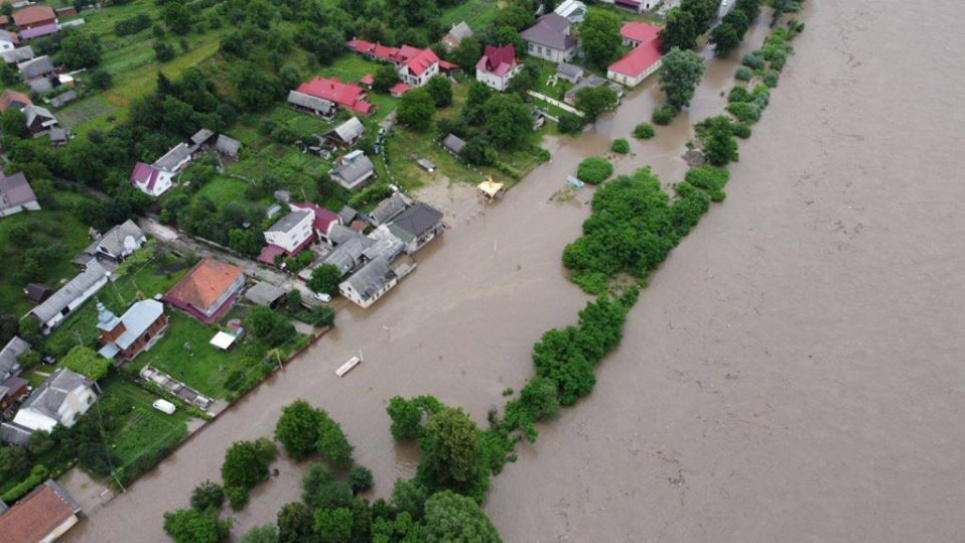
[[441, 0, 500, 32], [56, 95, 119, 131], [587, 4, 666, 24], [0, 207, 95, 317]]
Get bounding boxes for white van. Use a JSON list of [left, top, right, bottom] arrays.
[[152, 399, 177, 415]]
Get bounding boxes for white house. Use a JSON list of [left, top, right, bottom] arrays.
[[520, 13, 578, 63], [130, 162, 173, 197], [0, 172, 40, 218], [398, 48, 440, 88], [10, 368, 96, 434], [339, 258, 398, 309], [263, 209, 315, 254], [475, 44, 522, 92], [0, 30, 19, 52], [607, 22, 664, 88], [554, 0, 588, 23], [597, 0, 678, 13], [29, 261, 109, 334], [91, 219, 146, 262]]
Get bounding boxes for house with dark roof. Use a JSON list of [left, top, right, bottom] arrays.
[[29, 261, 109, 334], [214, 134, 241, 159], [0, 373, 28, 416], [161, 258, 245, 323], [368, 192, 408, 227], [17, 55, 53, 82], [0, 46, 34, 65], [520, 13, 577, 63], [387, 202, 445, 255], [287, 90, 336, 118], [96, 300, 168, 361], [608, 21, 663, 88], [258, 209, 315, 265], [190, 128, 215, 147], [476, 44, 521, 91], [442, 21, 473, 52], [326, 116, 365, 148], [23, 105, 57, 135], [12, 5, 56, 30], [330, 150, 376, 190], [0, 337, 29, 382], [322, 233, 374, 276], [0, 480, 82, 543], [89, 219, 146, 262], [244, 282, 286, 308], [339, 257, 398, 309], [0, 172, 40, 218], [442, 133, 467, 158], [129, 162, 172, 197], [23, 283, 53, 304], [153, 142, 192, 174], [296, 77, 374, 116], [5, 368, 95, 438]]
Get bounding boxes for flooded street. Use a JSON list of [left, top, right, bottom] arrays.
[[60, 0, 965, 540]]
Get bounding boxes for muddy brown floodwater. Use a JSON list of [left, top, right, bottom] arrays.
[[59, 0, 965, 541]]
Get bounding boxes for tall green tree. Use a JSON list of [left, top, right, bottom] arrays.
[[660, 7, 698, 51], [425, 76, 453, 108], [578, 11, 622, 68], [702, 116, 739, 166], [307, 264, 342, 295], [574, 86, 618, 122], [275, 400, 322, 461], [416, 407, 489, 500], [422, 491, 502, 543], [483, 94, 532, 149], [313, 508, 353, 543], [221, 438, 277, 492], [659, 47, 706, 111], [397, 88, 436, 132], [277, 502, 319, 543]]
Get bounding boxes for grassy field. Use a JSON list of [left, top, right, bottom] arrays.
[[587, 4, 666, 24], [441, 0, 500, 32]]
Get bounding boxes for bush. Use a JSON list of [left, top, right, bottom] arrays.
[[1, 464, 47, 502], [221, 438, 277, 493], [308, 306, 335, 327], [163, 508, 232, 543], [315, 412, 353, 467], [727, 87, 751, 103], [576, 157, 614, 185], [741, 51, 765, 70], [651, 105, 675, 126], [302, 464, 352, 510], [348, 466, 374, 494], [632, 123, 655, 139], [763, 70, 780, 88], [684, 166, 730, 202], [726, 102, 762, 124], [558, 112, 584, 134], [226, 486, 249, 511], [191, 481, 225, 512], [734, 67, 753, 81], [731, 122, 752, 139], [610, 139, 630, 154]]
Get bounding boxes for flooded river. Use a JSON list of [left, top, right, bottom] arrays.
[[61, 0, 965, 540]]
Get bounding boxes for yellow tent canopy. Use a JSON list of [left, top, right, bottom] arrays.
[[478, 178, 505, 200]]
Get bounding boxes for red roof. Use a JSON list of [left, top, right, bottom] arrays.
[[12, 5, 55, 27], [621, 21, 662, 44], [130, 162, 161, 191], [257, 244, 287, 265], [476, 44, 517, 77], [389, 82, 410, 96], [360, 74, 374, 86], [297, 77, 373, 115], [608, 39, 662, 77], [164, 258, 244, 313], [290, 201, 339, 235], [439, 60, 459, 71], [0, 482, 79, 543], [404, 48, 439, 77]]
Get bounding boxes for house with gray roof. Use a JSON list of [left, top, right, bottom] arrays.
[[0, 337, 30, 382], [556, 62, 584, 83], [50, 89, 76, 108], [215, 134, 241, 158], [520, 13, 577, 63], [1, 45, 34, 64], [322, 233, 374, 276], [442, 133, 466, 158], [89, 219, 146, 262], [339, 257, 398, 309], [338, 205, 358, 225], [17, 54, 54, 81], [0, 172, 40, 218], [190, 128, 215, 147], [244, 282, 286, 308], [328, 223, 357, 246], [368, 192, 408, 227], [326, 116, 365, 148], [1, 368, 96, 445], [96, 300, 168, 361], [49, 126, 68, 146], [330, 150, 376, 190], [442, 21, 473, 52], [24, 104, 57, 135], [29, 261, 109, 334], [287, 90, 336, 119], [153, 142, 192, 173], [387, 202, 444, 254]]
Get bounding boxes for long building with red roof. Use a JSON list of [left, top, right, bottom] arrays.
[[346, 39, 458, 88], [607, 21, 664, 88], [296, 77, 373, 116]]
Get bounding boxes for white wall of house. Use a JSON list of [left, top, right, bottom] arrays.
[[525, 42, 575, 63], [264, 212, 314, 253], [41, 276, 108, 332], [607, 59, 662, 88], [339, 275, 399, 309], [146, 171, 174, 197], [0, 200, 40, 218], [13, 383, 96, 432], [399, 61, 439, 88], [41, 516, 80, 543], [475, 64, 522, 92], [0, 41, 15, 52]]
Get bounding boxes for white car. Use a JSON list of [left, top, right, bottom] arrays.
[[314, 292, 332, 302], [152, 399, 177, 415]]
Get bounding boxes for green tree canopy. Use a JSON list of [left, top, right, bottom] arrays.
[[62, 345, 111, 381], [241, 524, 279, 543], [398, 88, 436, 132], [659, 47, 706, 111], [221, 438, 277, 492], [579, 11, 622, 68], [313, 507, 353, 543], [574, 86, 618, 122], [163, 509, 232, 543], [416, 407, 489, 500], [422, 491, 502, 543], [483, 94, 532, 149], [307, 264, 342, 295], [426, 76, 453, 108], [275, 399, 322, 461], [277, 502, 319, 543]]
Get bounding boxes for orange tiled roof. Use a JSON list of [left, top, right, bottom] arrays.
[[0, 482, 78, 543], [165, 258, 244, 311], [12, 5, 55, 27]]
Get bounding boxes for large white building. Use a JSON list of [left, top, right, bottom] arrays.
[[263, 209, 315, 254], [10, 368, 96, 434], [520, 13, 578, 63]]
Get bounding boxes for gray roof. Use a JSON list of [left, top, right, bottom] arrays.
[[338, 206, 357, 225], [0, 337, 30, 381], [328, 117, 365, 144], [0, 422, 32, 446], [323, 233, 374, 275], [330, 153, 375, 190], [98, 299, 164, 351], [388, 202, 443, 242], [20, 368, 92, 419], [244, 282, 286, 306], [521, 13, 577, 51], [265, 209, 311, 234], [30, 261, 108, 324], [557, 62, 583, 78], [190, 128, 214, 146], [215, 134, 241, 157], [0, 172, 38, 212], [363, 225, 405, 262], [287, 90, 335, 115], [328, 223, 357, 246], [95, 219, 145, 258], [49, 127, 67, 143], [274, 190, 291, 203], [341, 258, 396, 302], [17, 55, 54, 80], [153, 142, 191, 172], [446, 21, 473, 43], [369, 193, 408, 226], [50, 90, 76, 108], [24, 104, 55, 126], [1, 46, 34, 64], [443, 133, 466, 155], [28, 77, 52, 94], [0, 29, 17, 44]]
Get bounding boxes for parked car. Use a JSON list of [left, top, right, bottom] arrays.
[[153, 399, 177, 415], [314, 292, 332, 303]]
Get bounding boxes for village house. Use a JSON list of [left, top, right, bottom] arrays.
[[258, 209, 315, 265], [19, 23, 59, 41], [286, 90, 336, 118], [161, 258, 245, 323], [12, 5, 56, 30], [0, 337, 30, 415], [296, 77, 374, 116], [153, 142, 193, 175], [368, 192, 408, 227], [50, 90, 76, 109], [189, 128, 215, 149], [23, 283, 53, 304], [564, 73, 625, 105], [554, 0, 588, 23], [87, 220, 146, 262], [441, 21, 473, 53], [214, 134, 241, 159], [23, 105, 57, 135], [475, 44, 522, 92], [96, 300, 168, 361], [330, 150, 376, 190], [339, 257, 398, 309], [1, 368, 96, 446], [596, 0, 675, 13], [387, 202, 445, 255], [398, 47, 440, 88], [0, 89, 31, 112], [29, 261, 109, 334], [608, 22, 663, 88], [289, 201, 341, 245], [0, 172, 40, 218], [17, 55, 54, 83], [129, 162, 171, 197], [346, 39, 458, 88], [0, 372, 28, 417], [0, 29, 18, 51], [0, 45, 33, 65], [244, 282, 286, 308], [389, 82, 409, 97], [326, 116, 365, 148], [322, 232, 375, 277], [0, 480, 82, 543], [520, 13, 577, 63], [556, 62, 584, 84]]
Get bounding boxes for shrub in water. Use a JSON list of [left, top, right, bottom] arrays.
[[611, 139, 630, 154], [651, 105, 675, 126], [632, 123, 655, 139], [741, 51, 765, 70], [576, 157, 614, 185], [763, 70, 780, 88], [728, 87, 751, 103], [735, 67, 753, 81], [726, 102, 762, 124], [731, 123, 752, 139]]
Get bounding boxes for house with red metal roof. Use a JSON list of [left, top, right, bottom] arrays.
[[129, 162, 172, 197], [296, 77, 374, 116], [607, 21, 664, 88], [290, 201, 340, 245], [346, 39, 458, 88], [389, 82, 409, 97], [475, 44, 522, 92]]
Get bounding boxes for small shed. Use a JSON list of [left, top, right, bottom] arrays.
[[214, 134, 241, 158], [23, 283, 53, 303], [209, 331, 237, 351], [416, 158, 435, 173], [442, 133, 466, 157], [244, 282, 286, 308]]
